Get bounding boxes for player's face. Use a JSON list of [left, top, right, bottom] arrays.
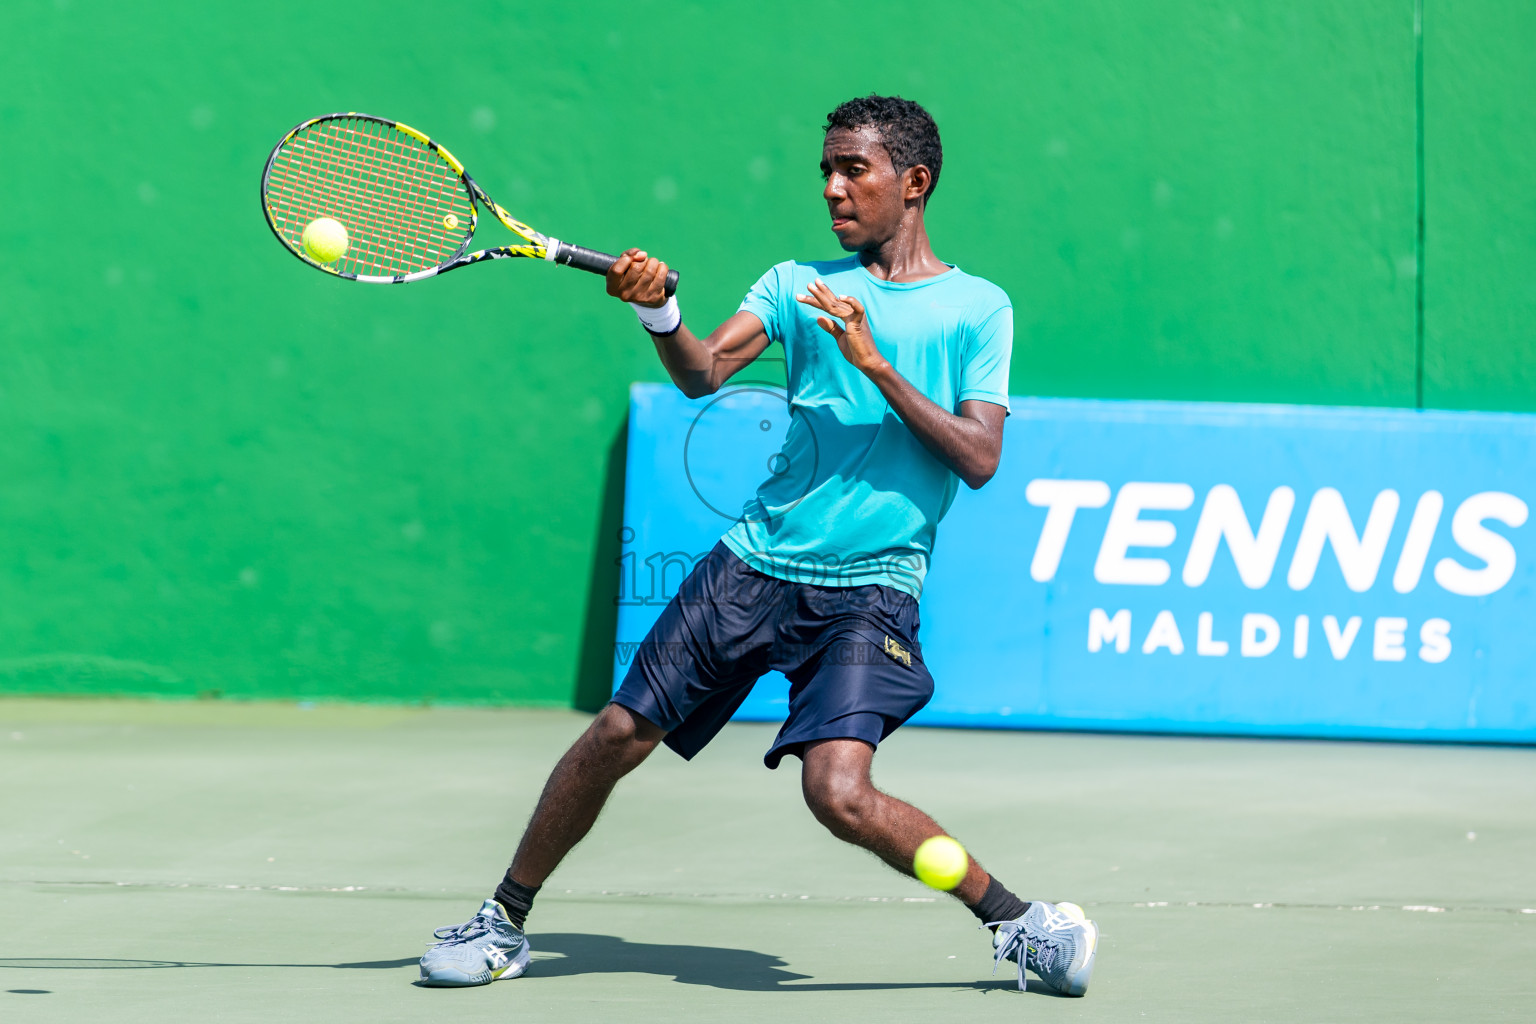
[[821, 127, 906, 251]]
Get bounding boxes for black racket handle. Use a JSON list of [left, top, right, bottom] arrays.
[[552, 241, 679, 297]]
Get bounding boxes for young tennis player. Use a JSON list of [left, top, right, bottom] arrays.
[[418, 95, 1098, 995]]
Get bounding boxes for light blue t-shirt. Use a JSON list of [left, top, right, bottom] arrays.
[[722, 255, 1013, 598]]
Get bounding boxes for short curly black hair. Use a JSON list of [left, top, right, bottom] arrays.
[[825, 95, 943, 201]]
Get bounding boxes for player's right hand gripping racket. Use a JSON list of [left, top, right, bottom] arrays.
[[260, 112, 678, 294]]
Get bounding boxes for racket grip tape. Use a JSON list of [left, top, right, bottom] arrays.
[[550, 241, 679, 297]]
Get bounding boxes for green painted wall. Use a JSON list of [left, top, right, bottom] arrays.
[[0, 1, 1524, 706], [1423, 2, 1536, 410]]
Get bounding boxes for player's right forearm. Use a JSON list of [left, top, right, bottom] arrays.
[[651, 326, 721, 399], [648, 311, 772, 399]]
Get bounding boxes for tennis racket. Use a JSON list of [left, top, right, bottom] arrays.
[[260, 112, 678, 294]]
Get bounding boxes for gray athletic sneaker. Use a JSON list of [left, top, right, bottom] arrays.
[[419, 899, 531, 987], [987, 900, 1098, 996]]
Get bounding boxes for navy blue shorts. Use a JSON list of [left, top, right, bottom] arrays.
[[613, 542, 934, 769]]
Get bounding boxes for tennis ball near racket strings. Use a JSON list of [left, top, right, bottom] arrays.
[[913, 835, 968, 891], [302, 217, 349, 263]]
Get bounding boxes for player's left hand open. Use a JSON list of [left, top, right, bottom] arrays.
[[797, 280, 888, 375], [607, 248, 671, 308]]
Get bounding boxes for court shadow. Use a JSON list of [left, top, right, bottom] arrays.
[[0, 957, 417, 971], [522, 933, 1023, 994], [4, 949, 1051, 996]]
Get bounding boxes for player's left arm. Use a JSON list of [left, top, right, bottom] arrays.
[[798, 280, 1005, 490]]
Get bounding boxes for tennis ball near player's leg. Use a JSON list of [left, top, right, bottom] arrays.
[[913, 835, 968, 891], [302, 217, 348, 263]]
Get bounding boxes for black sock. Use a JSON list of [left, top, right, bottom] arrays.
[[492, 875, 540, 930], [968, 876, 1029, 928]]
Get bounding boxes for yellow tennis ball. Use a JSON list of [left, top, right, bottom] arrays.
[[913, 835, 968, 891], [443, 214, 459, 230], [302, 217, 348, 263]]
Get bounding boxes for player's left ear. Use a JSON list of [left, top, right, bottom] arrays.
[[903, 164, 932, 204]]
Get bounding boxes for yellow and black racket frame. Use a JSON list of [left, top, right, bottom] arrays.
[[260, 112, 677, 294]]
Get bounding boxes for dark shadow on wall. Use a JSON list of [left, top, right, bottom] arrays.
[[572, 417, 629, 712]]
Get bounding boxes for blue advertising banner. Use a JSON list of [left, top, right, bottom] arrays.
[[616, 382, 1536, 743]]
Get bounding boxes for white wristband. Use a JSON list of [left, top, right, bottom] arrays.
[[630, 295, 681, 335]]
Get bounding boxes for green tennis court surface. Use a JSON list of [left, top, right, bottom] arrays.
[[2, 699, 1532, 1022]]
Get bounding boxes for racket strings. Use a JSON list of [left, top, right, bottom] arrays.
[[279, 119, 463, 272], [267, 169, 443, 276], [287, 136, 449, 239], [265, 116, 474, 276], [328, 118, 466, 251], [272, 125, 462, 274], [266, 169, 437, 275], [282, 146, 452, 272]]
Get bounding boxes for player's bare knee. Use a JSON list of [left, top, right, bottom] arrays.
[[588, 704, 638, 745], [581, 703, 664, 767], [803, 771, 878, 839]]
